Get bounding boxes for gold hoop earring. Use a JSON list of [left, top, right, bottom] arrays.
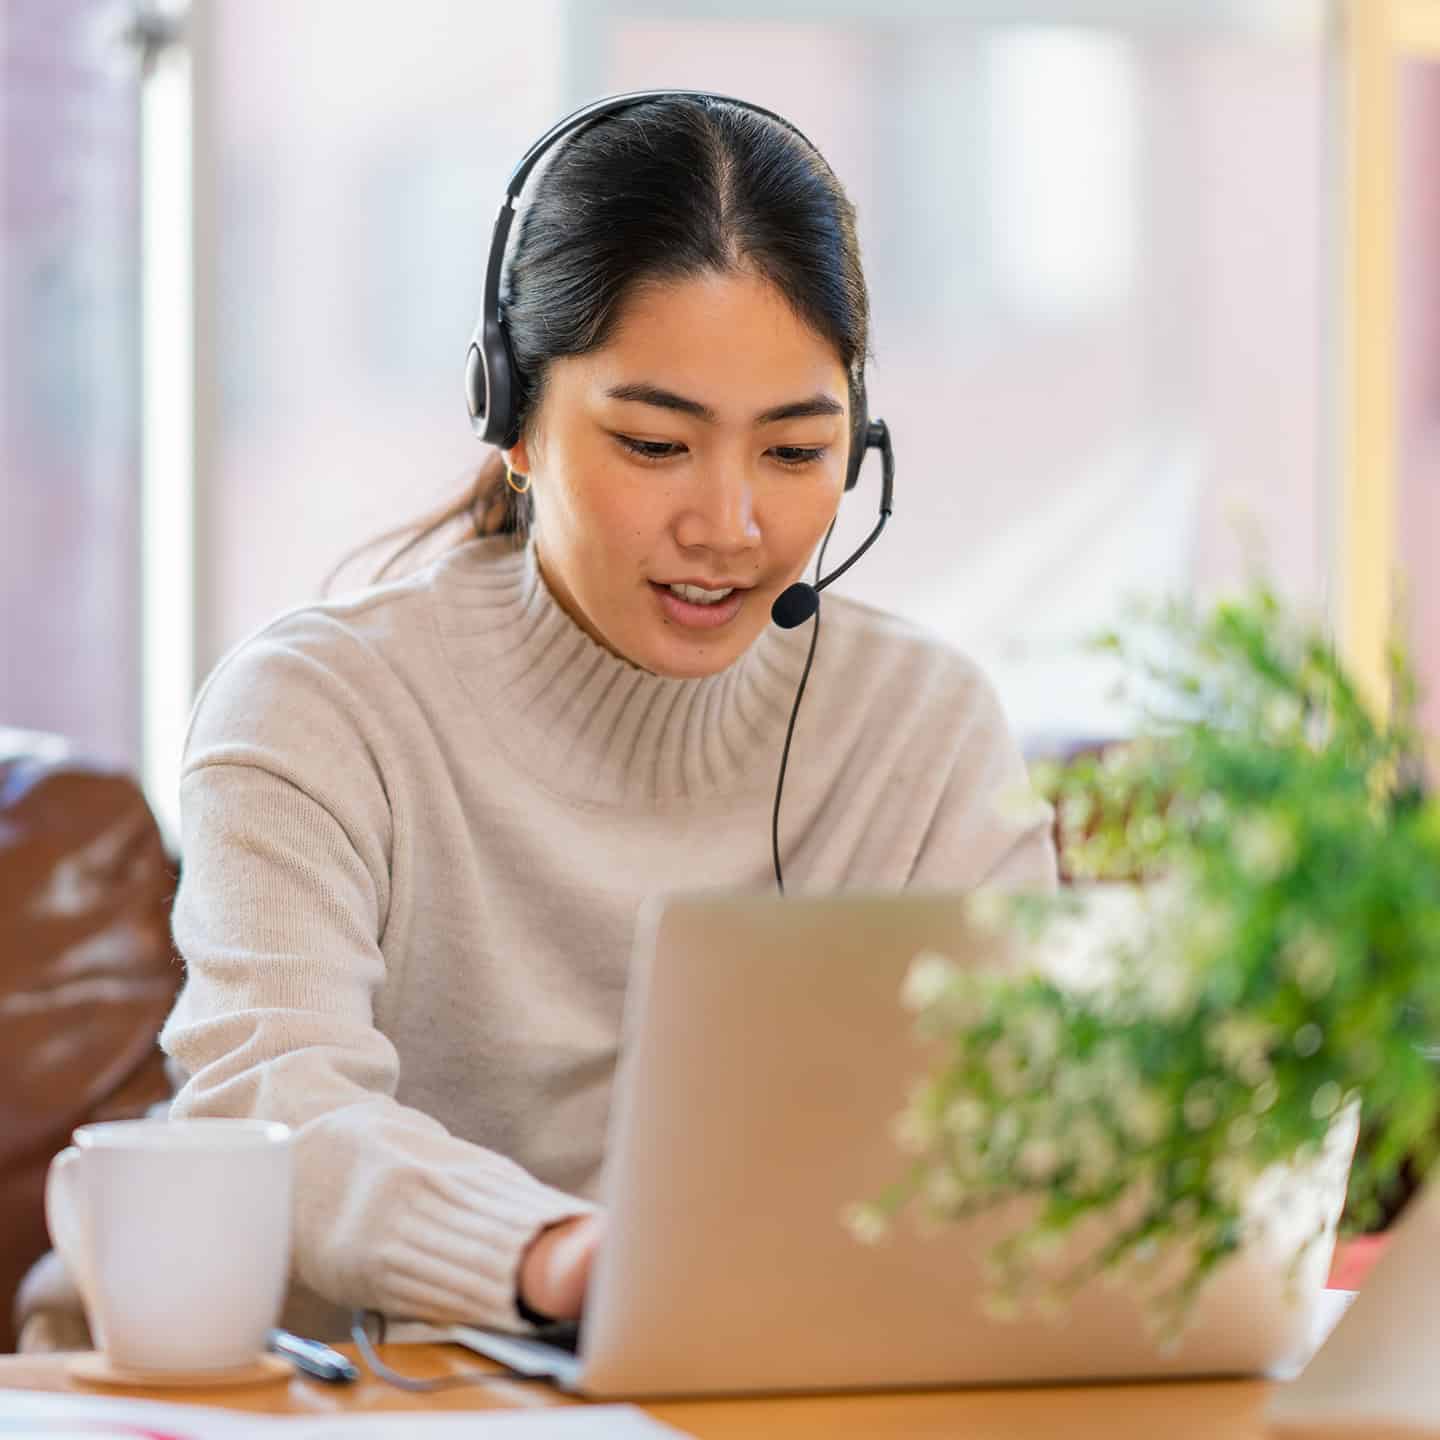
[[505, 464, 531, 495]]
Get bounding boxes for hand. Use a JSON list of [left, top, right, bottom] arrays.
[[517, 1212, 605, 1322]]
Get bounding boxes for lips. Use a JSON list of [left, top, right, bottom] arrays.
[[650, 580, 747, 630]]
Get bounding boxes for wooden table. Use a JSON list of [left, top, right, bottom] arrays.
[[0, 1343, 1281, 1437]]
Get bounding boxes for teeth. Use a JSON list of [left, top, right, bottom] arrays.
[[669, 583, 734, 605]]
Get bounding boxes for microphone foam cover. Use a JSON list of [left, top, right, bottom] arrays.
[[771, 583, 819, 629]]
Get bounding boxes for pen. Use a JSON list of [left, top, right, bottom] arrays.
[[267, 1327, 361, 1384]]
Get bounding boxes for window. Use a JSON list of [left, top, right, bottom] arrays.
[[183, 0, 1338, 751], [3, 1, 144, 768]]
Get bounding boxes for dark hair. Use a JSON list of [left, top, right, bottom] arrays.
[[329, 95, 871, 592]]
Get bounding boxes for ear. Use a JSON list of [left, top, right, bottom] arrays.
[[502, 437, 532, 476]]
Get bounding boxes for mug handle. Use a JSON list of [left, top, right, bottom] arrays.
[[44, 1147, 98, 1333]]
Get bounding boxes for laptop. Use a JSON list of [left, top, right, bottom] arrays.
[[450, 889, 1354, 1399]]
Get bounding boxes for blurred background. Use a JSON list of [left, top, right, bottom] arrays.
[[5, 0, 1439, 843]]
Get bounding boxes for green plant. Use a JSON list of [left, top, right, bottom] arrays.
[[851, 587, 1440, 1332]]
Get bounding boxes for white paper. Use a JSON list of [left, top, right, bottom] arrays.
[[0, 1391, 690, 1438], [269, 1409, 690, 1438], [0, 1388, 267, 1436]]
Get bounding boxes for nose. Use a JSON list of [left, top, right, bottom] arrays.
[[673, 461, 761, 556]]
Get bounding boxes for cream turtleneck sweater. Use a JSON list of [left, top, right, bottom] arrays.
[[158, 535, 1057, 1340]]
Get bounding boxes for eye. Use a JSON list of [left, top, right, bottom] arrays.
[[614, 435, 685, 463], [612, 435, 828, 469], [770, 446, 827, 469]]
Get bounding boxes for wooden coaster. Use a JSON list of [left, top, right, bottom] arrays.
[[68, 1351, 293, 1389]]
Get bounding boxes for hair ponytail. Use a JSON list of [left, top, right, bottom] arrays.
[[320, 450, 536, 596]]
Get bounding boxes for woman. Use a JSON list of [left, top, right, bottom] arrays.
[[153, 91, 1057, 1341]]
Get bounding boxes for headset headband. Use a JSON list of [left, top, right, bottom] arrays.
[[466, 88, 878, 491]]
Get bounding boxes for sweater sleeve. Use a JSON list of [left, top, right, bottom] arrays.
[[907, 658, 1060, 896], [158, 619, 594, 1332]]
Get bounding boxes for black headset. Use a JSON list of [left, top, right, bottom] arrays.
[[464, 90, 897, 890], [463, 90, 891, 494]]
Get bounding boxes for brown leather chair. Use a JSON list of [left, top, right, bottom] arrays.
[[0, 729, 181, 1352]]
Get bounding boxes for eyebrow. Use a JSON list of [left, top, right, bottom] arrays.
[[603, 382, 845, 426]]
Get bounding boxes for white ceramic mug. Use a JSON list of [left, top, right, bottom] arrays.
[[45, 1118, 294, 1373]]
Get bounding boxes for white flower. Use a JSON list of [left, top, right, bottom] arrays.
[[1206, 1015, 1276, 1086], [1126, 813, 1167, 852], [1102, 745, 1132, 775], [990, 1110, 1022, 1154], [1130, 1237, 1160, 1266], [939, 1138, 982, 1185], [944, 1096, 988, 1136], [1116, 1088, 1169, 1145], [901, 951, 962, 1013], [1142, 958, 1199, 1019], [1233, 814, 1298, 880], [1095, 1040, 1141, 1092], [1185, 895, 1235, 960], [1018, 1010, 1062, 1067], [843, 1203, 889, 1246], [967, 888, 1016, 937], [1310, 1081, 1341, 1120], [1056, 1063, 1100, 1105], [1293, 1023, 1324, 1058], [1183, 1083, 1219, 1132], [1212, 1156, 1258, 1208], [1227, 1114, 1258, 1148], [1018, 1137, 1061, 1183], [891, 1106, 934, 1155], [1263, 695, 1303, 739], [988, 1040, 1030, 1099], [1281, 929, 1339, 998], [1197, 792, 1227, 827], [923, 1167, 966, 1213], [1068, 1116, 1119, 1189]]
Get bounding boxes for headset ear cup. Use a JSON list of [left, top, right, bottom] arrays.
[[469, 311, 518, 447], [845, 381, 870, 491], [465, 343, 486, 429]]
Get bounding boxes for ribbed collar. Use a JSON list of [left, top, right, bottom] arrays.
[[432, 537, 811, 808]]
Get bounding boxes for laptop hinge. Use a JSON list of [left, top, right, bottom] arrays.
[[447, 1324, 585, 1391]]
